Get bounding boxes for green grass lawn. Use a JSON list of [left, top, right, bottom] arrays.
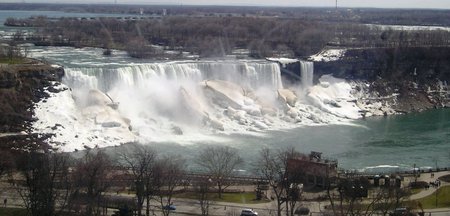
[[411, 188, 423, 195], [0, 57, 26, 64], [0, 207, 27, 216], [174, 192, 269, 204], [414, 185, 450, 209]]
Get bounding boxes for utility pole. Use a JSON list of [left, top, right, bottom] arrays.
[[335, 0, 338, 10]]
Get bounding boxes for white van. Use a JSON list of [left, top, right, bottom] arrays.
[[240, 209, 258, 216]]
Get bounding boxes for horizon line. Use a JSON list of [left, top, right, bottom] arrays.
[[1, 2, 450, 10]]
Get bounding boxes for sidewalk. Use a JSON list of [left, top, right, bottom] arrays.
[[409, 171, 450, 200]]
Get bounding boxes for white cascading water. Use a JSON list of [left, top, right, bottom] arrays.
[[34, 57, 362, 151], [64, 62, 283, 92], [47, 61, 291, 150], [300, 60, 314, 90]]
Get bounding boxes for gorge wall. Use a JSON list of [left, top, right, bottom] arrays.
[[309, 47, 450, 113], [0, 60, 64, 133]]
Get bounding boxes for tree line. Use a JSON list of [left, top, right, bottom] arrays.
[[5, 16, 449, 60], [0, 142, 419, 216], [0, 145, 184, 216], [5, 16, 332, 58], [0, 144, 301, 216], [0, 30, 29, 63]]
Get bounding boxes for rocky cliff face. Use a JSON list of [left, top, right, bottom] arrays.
[[312, 47, 450, 114], [314, 47, 450, 82], [0, 60, 64, 133]]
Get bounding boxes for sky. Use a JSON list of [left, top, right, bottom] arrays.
[[2, 0, 450, 9]]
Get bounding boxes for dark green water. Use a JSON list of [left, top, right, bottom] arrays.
[[235, 109, 450, 172], [161, 109, 450, 173], [149, 109, 444, 173]]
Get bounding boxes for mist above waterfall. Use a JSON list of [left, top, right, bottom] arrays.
[[32, 57, 368, 151]]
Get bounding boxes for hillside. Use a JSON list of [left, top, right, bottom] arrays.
[[0, 59, 64, 133], [313, 47, 450, 113]]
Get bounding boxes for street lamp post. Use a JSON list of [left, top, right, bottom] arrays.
[[413, 164, 418, 183], [435, 186, 438, 207]]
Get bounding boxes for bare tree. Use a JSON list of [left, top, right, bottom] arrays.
[[193, 178, 214, 216], [195, 146, 243, 199], [255, 148, 285, 216], [153, 155, 185, 216], [254, 147, 303, 216], [72, 150, 112, 216], [283, 148, 305, 216], [126, 36, 160, 58], [117, 144, 156, 216], [0, 31, 28, 61], [15, 152, 73, 216], [325, 175, 405, 216], [337, 177, 368, 216], [0, 150, 14, 180], [372, 185, 411, 215], [325, 167, 340, 216]]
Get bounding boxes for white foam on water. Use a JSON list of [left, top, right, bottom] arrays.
[[31, 50, 373, 151]]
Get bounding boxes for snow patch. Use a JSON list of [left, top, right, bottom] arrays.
[[266, 57, 298, 66], [307, 75, 361, 119], [32, 85, 136, 152], [309, 49, 346, 62], [366, 24, 450, 32]]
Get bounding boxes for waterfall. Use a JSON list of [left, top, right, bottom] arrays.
[[300, 60, 314, 89], [56, 60, 288, 147], [63, 61, 283, 92], [30, 47, 371, 152]]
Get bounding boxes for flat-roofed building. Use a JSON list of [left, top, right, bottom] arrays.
[[287, 151, 338, 187]]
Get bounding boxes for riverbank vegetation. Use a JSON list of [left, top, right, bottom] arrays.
[[1, 141, 435, 216], [0, 39, 29, 64], [3, 5, 450, 59]]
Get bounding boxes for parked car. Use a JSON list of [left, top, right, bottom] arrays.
[[241, 209, 258, 216], [163, 204, 176, 211], [390, 207, 418, 216]]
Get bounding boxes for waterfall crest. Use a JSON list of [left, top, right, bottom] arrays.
[[63, 61, 283, 92]]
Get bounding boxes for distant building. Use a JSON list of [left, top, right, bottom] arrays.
[[287, 151, 338, 187]]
